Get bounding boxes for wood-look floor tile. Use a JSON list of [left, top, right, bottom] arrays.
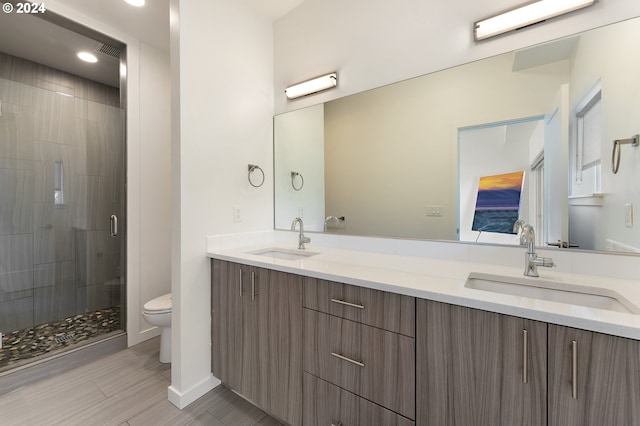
[[0, 339, 285, 426], [93, 351, 167, 398], [127, 394, 183, 426], [187, 410, 225, 426], [57, 375, 168, 426], [210, 388, 268, 426], [4, 380, 106, 425]]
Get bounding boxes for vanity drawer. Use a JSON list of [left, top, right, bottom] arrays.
[[303, 277, 415, 337], [303, 372, 415, 426], [303, 309, 415, 419]]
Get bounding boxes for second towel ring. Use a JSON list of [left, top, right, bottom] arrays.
[[248, 164, 265, 187], [611, 135, 638, 174], [291, 171, 304, 191]]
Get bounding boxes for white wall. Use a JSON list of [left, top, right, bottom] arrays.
[[136, 43, 172, 343], [41, 1, 172, 348], [275, 0, 640, 115], [169, 0, 274, 408]]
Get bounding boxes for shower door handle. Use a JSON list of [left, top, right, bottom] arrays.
[[110, 215, 118, 237]]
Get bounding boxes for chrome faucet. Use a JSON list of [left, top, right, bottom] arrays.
[[514, 222, 554, 277], [323, 215, 341, 232], [291, 217, 311, 249]]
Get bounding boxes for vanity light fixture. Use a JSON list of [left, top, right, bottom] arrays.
[[76, 51, 98, 63], [474, 0, 596, 41], [285, 72, 337, 99]]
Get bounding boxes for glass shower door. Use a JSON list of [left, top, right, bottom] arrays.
[[0, 75, 125, 371]]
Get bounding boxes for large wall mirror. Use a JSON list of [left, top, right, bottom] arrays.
[[274, 16, 640, 254]]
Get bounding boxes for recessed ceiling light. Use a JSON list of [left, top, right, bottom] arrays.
[[124, 0, 145, 6], [77, 51, 98, 63]]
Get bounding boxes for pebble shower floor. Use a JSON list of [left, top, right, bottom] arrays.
[[0, 306, 121, 371]]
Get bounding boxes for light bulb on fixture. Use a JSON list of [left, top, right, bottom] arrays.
[[474, 0, 596, 41], [77, 51, 98, 63], [124, 0, 145, 6], [285, 72, 338, 99]]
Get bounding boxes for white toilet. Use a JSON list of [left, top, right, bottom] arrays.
[[142, 293, 172, 363]]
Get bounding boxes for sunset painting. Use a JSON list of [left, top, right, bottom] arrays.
[[472, 171, 525, 234]]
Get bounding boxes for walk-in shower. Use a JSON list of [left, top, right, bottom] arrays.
[[0, 10, 126, 373]]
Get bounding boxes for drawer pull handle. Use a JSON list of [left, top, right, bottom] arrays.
[[330, 298, 365, 310], [331, 423, 343, 426], [251, 271, 256, 301], [571, 340, 578, 399], [331, 352, 365, 367], [523, 329, 528, 384]]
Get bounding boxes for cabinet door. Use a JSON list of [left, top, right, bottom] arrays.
[[211, 259, 243, 391], [548, 324, 640, 426], [417, 299, 547, 426], [241, 265, 270, 407], [266, 270, 303, 426]]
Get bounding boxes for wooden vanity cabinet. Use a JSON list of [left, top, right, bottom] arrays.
[[212, 257, 640, 426], [211, 259, 302, 426], [548, 324, 640, 426], [417, 299, 547, 426]]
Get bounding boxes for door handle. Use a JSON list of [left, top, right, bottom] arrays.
[[110, 215, 118, 237]]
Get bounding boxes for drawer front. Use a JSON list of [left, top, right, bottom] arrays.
[[303, 372, 415, 426], [303, 277, 415, 337], [303, 309, 415, 419]]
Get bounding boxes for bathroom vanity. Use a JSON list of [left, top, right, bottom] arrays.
[[209, 243, 640, 426]]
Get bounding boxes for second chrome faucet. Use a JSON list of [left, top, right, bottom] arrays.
[[513, 221, 554, 277]]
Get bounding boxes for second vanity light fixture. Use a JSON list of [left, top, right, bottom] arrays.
[[285, 72, 337, 99], [474, 0, 596, 41]]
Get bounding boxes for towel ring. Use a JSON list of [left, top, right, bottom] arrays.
[[248, 164, 265, 187], [291, 171, 304, 191], [611, 135, 639, 174]]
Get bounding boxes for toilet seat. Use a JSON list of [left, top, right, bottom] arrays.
[[143, 293, 171, 315]]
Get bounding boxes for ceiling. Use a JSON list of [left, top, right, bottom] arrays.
[[0, 0, 303, 88]]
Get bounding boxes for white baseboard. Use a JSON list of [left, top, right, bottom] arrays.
[[167, 374, 221, 409], [127, 325, 161, 347]]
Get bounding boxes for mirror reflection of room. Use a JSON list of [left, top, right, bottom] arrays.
[[274, 15, 640, 254]]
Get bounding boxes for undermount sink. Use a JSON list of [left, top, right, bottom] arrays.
[[465, 272, 640, 314], [247, 247, 319, 261]]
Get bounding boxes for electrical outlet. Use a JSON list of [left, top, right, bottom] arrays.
[[426, 205, 443, 217], [625, 203, 633, 228], [233, 205, 242, 223]]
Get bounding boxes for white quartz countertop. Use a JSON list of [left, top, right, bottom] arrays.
[[207, 242, 640, 340]]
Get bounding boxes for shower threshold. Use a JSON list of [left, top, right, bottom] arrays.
[[0, 306, 122, 373]]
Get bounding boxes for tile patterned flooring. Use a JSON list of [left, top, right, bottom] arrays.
[[0, 337, 285, 426], [0, 306, 121, 372]]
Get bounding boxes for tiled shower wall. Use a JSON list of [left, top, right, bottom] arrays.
[[0, 52, 123, 332]]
